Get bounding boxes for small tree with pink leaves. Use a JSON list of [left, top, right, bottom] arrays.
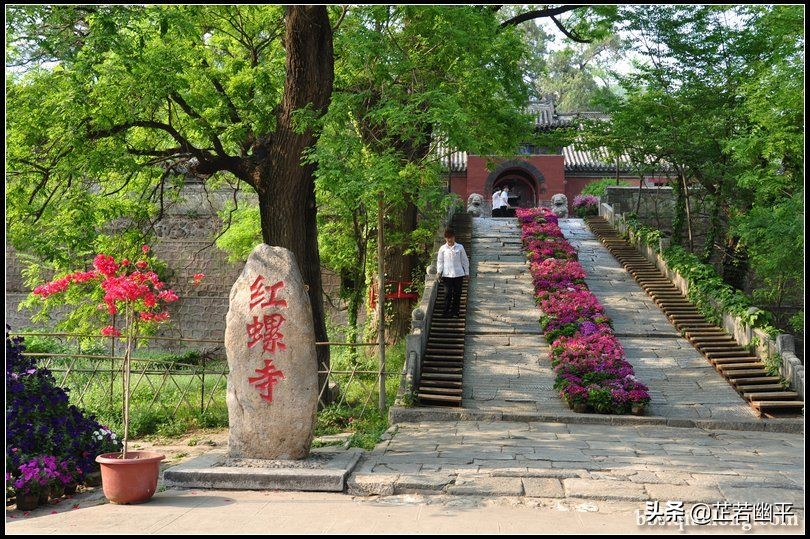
[[31, 245, 196, 458]]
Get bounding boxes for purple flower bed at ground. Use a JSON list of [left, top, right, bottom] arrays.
[[6, 327, 120, 496], [516, 207, 650, 414]]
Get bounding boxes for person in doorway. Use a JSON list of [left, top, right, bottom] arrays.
[[436, 227, 470, 318], [499, 185, 511, 210], [492, 186, 505, 215]]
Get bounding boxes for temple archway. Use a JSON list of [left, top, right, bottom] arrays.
[[484, 160, 545, 209]]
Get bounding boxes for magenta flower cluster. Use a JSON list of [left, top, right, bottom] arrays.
[[516, 207, 650, 414], [10, 456, 76, 497], [572, 195, 600, 217], [572, 194, 599, 209]]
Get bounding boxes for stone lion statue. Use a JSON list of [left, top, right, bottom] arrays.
[[551, 193, 568, 218], [467, 193, 484, 217]]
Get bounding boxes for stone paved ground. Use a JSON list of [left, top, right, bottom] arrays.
[[349, 420, 804, 508], [463, 218, 565, 414], [367, 217, 803, 503], [464, 217, 755, 420], [559, 218, 757, 420]]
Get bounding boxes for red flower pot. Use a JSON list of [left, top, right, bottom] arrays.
[[95, 451, 165, 504]]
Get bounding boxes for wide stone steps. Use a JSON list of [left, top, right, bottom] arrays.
[[417, 212, 472, 407], [585, 216, 804, 419]]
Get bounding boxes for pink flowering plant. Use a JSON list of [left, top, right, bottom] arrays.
[[572, 194, 600, 217], [31, 246, 183, 458], [517, 206, 650, 414]]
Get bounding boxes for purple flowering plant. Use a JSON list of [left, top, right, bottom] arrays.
[[517, 207, 651, 414], [6, 326, 120, 494]]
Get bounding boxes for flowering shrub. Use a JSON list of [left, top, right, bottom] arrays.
[[516, 207, 651, 414], [530, 259, 587, 292], [572, 194, 599, 217], [29, 247, 188, 458], [6, 328, 121, 484]]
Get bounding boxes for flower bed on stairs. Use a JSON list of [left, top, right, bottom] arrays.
[[517, 207, 651, 414]]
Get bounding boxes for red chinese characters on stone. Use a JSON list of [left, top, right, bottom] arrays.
[[246, 313, 287, 354], [245, 276, 287, 403], [248, 359, 286, 403], [249, 276, 288, 310]]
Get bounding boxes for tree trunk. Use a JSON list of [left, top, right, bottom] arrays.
[[671, 171, 685, 246], [383, 196, 419, 343], [702, 186, 722, 264], [721, 235, 748, 291], [254, 6, 334, 391]]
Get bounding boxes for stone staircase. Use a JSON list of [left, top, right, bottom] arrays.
[[585, 216, 804, 418], [417, 213, 472, 406]]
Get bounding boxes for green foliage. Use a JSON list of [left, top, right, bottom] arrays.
[[587, 387, 614, 414], [789, 312, 803, 335], [762, 354, 783, 379], [585, 5, 803, 336], [580, 178, 632, 198], [662, 244, 779, 336], [623, 214, 661, 252], [214, 204, 262, 263]]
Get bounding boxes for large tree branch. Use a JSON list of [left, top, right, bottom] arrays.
[[332, 5, 349, 32], [199, 59, 244, 125], [170, 92, 230, 157], [549, 15, 592, 43], [88, 120, 203, 157], [500, 5, 589, 27]]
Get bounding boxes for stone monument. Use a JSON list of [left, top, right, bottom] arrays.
[[225, 244, 317, 459], [551, 193, 569, 218], [466, 193, 484, 217]]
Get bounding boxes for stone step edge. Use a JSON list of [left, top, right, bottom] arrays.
[[387, 407, 803, 434]]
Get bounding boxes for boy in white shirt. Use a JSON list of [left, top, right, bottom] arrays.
[[436, 228, 470, 318]]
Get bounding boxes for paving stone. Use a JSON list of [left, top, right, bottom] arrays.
[[718, 486, 805, 509], [393, 472, 455, 494], [563, 478, 649, 501], [346, 473, 397, 496], [644, 483, 724, 503], [446, 476, 524, 496], [522, 478, 564, 498]]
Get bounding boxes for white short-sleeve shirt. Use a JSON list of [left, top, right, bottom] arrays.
[[436, 243, 470, 278]]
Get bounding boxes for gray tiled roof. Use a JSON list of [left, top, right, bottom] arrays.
[[438, 97, 663, 174]]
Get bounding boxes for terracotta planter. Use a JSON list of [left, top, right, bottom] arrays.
[[631, 404, 646, 416], [96, 451, 165, 504], [16, 492, 40, 511]]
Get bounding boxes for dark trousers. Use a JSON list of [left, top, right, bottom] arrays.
[[443, 276, 464, 315]]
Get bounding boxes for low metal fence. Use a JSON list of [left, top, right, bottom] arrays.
[[10, 332, 400, 420]]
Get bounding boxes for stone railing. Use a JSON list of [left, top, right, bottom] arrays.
[[600, 202, 805, 400]]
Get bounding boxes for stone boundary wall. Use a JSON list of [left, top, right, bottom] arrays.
[[600, 202, 804, 400], [5, 184, 347, 352]]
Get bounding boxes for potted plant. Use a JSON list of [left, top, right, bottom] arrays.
[[32, 246, 200, 504]]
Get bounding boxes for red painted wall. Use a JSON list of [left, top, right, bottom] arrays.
[[463, 155, 565, 204], [450, 158, 668, 210]]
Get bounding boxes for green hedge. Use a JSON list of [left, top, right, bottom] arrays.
[[623, 217, 779, 337]]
